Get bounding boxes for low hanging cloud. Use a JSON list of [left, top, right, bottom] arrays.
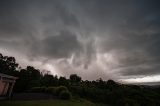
[[32, 30, 82, 59]]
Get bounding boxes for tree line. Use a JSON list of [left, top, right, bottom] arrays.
[[0, 53, 160, 106]]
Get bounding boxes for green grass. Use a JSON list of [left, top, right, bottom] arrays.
[[1, 99, 107, 106]]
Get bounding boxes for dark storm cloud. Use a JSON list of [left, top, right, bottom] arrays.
[[0, 0, 80, 38], [77, 0, 160, 78], [121, 63, 160, 76], [0, 0, 33, 37], [33, 30, 82, 59], [0, 0, 81, 55], [0, 0, 160, 82]]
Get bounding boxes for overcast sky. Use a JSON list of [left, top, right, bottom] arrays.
[[0, 0, 160, 83]]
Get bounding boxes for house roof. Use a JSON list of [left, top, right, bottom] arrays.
[[0, 73, 18, 80]]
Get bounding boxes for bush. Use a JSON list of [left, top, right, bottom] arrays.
[[30, 87, 46, 93], [56, 86, 68, 96], [45, 87, 57, 95], [59, 90, 72, 100], [70, 86, 87, 97]]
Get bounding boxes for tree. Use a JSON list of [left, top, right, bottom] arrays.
[[14, 66, 41, 92], [0, 53, 18, 75], [26, 66, 41, 88], [59, 76, 69, 87], [107, 79, 118, 86], [96, 78, 106, 88], [70, 74, 81, 85], [41, 74, 55, 87]]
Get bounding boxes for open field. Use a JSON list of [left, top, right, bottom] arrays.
[[1, 99, 107, 106]]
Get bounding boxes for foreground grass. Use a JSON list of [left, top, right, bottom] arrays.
[[1, 99, 107, 106]]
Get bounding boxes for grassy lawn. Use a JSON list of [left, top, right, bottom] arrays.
[[1, 99, 107, 106]]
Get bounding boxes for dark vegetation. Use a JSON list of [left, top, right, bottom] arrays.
[[1, 53, 160, 106]]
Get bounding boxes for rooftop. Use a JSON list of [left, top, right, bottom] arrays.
[[0, 73, 18, 80]]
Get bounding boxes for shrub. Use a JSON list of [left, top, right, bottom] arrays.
[[45, 87, 57, 95], [70, 86, 87, 97], [56, 86, 68, 96], [59, 90, 72, 100], [30, 87, 46, 93]]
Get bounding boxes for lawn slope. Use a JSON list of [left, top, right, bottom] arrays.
[[1, 99, 107, 106]]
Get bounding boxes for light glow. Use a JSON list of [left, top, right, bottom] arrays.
[[122, 75, 160, 83]]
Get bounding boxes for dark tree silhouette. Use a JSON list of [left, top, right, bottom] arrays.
[[0, 53, 18, 75], [14, 66, 41, 92], [70, 74, 81, 85], [59, 76, 69, 87]]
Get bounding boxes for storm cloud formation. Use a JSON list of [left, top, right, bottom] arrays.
[[0, 0, 160, 83]]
